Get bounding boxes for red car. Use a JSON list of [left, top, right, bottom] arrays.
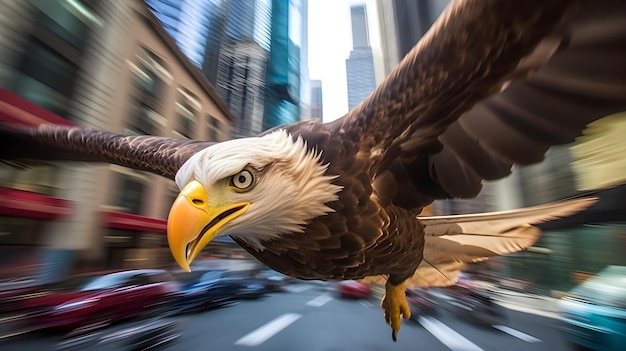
[[15, 269, 179, 334], [337, 280, 371, 299]]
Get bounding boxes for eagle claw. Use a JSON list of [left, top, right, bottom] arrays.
[[381, 280, 411, 341]]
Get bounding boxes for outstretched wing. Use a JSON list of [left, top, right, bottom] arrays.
[[0, 124, 214, 179], [329, 0, 626, 210], [411, 197, 596, 287]]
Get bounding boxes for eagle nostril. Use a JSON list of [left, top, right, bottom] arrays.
[[192, 199, 204, 206]]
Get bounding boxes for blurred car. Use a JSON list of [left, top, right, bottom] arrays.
[[337, 280, 371, 299], [406, 288, 437, 319], [0, 283, 47, 314], [259, 269, 296, 292], [442, 284, 506, 326], [220, 269, 272, 298], [16, 269, 179, 333], [560, 265, 626, 351], [56, 318, 182, 351], [173, 269, 270, 312]]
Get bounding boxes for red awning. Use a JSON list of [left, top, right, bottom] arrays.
[[102, 211, 167, 233], [0, 187, 73, 220], [0, 88, 75, 126]]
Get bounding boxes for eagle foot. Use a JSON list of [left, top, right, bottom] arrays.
[[381, 280, 410, 341]]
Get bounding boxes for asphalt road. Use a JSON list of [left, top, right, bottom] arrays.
[[0, 283, 572, 351]]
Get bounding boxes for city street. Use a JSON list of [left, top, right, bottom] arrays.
[[1, 282, 572, 351]]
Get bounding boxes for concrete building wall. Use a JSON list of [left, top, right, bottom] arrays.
[[0, 0, 235, 275]]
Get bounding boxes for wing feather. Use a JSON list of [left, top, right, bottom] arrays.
[[405, 197, 596, 288], [0, 124, 214, 179], [327, 0, 626, 210]]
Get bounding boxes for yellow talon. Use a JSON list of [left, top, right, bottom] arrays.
[[381, 280, 411, 341]]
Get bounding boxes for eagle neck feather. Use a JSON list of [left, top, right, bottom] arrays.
[[175, 130, 342, 251]]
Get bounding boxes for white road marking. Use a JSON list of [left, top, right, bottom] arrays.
[[235, 313, 301, 346], [418, 316, 484, 351], [430, 291, 452, 300], [359, 299, 374, 308], [448, 300, 472, 311], [493, 301, 560, 319], [492, 325, 542, 343], [285, 284, 313, 293], [306, 293, 333, 307]]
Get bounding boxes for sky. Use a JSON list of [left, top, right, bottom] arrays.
[[307, 0, 381, 122]]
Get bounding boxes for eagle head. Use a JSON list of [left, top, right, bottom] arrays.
[[167, 130, 342, 271]]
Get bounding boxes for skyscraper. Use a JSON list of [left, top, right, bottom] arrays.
[[216, 0, 272, 137], [376, 0, 449, 76], [346, 5, 376, 110], [146, 0, 307, 137], [262, 0, 307, 130], [310, 79, 323, 120]]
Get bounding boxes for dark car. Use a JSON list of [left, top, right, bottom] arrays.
[[560, 265, 626, 351], [173, 269, 269, 312], [15, 270, 179, 334], [406, 288, 437, 319], [172, 270, 243, 312], [259, 269, 295, 292], [220, 269, 272, 298], [443, 284, 506, 326]]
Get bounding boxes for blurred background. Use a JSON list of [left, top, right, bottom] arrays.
[[0, 0, 625, 350]]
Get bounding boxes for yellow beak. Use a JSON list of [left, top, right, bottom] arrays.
[[167, 180, 250, 272]]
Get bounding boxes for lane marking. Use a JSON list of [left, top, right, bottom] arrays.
[[285, 284, 313, 293], [448, 300, 472, 311], [235, 313, 301, 346], [494, 301, 559, 319], [418, 316, 484, 351], [306, 293, 333, 307], [492, 325, 542, 343], [359, 299, 374, 308]]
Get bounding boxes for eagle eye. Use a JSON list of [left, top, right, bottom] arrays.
[[229, 169, 255, 191]]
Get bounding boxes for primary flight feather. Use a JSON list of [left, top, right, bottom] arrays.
[[1, 0, 625, 340]]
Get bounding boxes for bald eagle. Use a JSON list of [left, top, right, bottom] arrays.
[[2, 0, 625, 340]]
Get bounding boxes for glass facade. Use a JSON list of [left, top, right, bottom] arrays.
[[262, 0, 303, 130], [147, 0, 306, 136], [346, 5, 376, 110], [217, 0, 272, 137], [145, 0, 221, 68]]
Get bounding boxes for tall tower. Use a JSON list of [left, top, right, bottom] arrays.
[[345, 5, 376, 110], [310, 79, 323, 121], [147, 0, 308, 136]]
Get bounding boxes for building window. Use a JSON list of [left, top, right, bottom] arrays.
[[128, 101, 164, 135], [207, 115, 223, 141], [131, 48, 171, 100], [31, 0, 101, 50], [114, 174, 145, 215], [127, 48, 170, 135], [9, 39, 79, 117], [174, 88, 200, 139], [0, 165, 59, 196]]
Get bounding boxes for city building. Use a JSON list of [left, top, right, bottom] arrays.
[[310, 79, 323, 121], [146, 0, 308, 137], [0, 0, 237, 282], [262, 0, 308, 130], [345, 5, 376, 110], [376, 0, 449, 76]]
